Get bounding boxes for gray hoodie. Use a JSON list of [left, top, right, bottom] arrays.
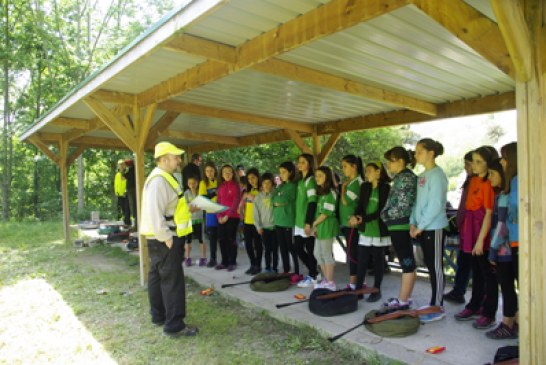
[[253, 191, 275, 231]]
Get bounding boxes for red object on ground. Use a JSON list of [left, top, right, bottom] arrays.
[[426, 346, 446, 354]]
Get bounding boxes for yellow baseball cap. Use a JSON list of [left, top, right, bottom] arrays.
[[154, 142, 184, 158]]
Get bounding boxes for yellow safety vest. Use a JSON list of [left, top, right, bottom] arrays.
[[114, 172, 127, 197], [141, 169, 193, 238]]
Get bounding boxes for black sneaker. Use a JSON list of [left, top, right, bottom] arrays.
[[366, 291, 382, 303], [443, 290, 465, 304], [164, 326, 199, 337], [250, 266, 262, 275], [207, 259, 217, 268]]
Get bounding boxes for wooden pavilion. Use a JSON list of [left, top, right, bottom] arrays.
[[19, 1, 545, 362]]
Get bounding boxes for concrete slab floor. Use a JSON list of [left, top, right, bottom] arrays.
[[183, 242, 519, 365]]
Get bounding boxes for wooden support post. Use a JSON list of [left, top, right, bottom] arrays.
[[312, 127, 321, 167], [493, 1, 545, 363], [135, 146, 148, 286], [59, 139, 70, 243], [134, 103, 153, 286]]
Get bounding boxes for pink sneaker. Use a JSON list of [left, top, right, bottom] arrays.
[[454, 308, 480, 321], [473, 316, 496, 329]]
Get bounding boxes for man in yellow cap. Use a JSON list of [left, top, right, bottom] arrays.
[[140, 141, 198, 337], [114, 159, 131, 225]]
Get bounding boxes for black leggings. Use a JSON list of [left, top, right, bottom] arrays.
[[342, 227, 359, 276], [206, 225, 218, 261], [496, 247, 518, 317], [218, 218, 240, 266], [294, 235, 318, 278], [244, 224, 263, 268], [389, 230, 416, 273], [466, 252, 498, 318], [356, 245, 384, 290], [415, 229, 445, 306], [276, 227, 298, 274], [262, 229, 278, 271]]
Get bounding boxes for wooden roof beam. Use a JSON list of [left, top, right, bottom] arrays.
[[164, 33, 237, 63], [317, 91, 515, 134], [159, 100, 314, 133], [409, 0, 515, 78], [253, 59, 437, 116], [138, 0, 409, 106], [192, 129, 301, 154], [51, 117, 91, 130], [490, 0, 532, 82], [145, 111, 180, 149], [318, 132, 341, 166], [92, 89, 136, 105], [162, 130, 239, 145], [285, 129, 312, 154]]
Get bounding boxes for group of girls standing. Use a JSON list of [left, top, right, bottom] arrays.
[[192, 138, 519, 333], [449, 142, 519, 340]]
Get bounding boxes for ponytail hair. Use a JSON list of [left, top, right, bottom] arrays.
[[342, 154, 364, 180], [384, 146, 416, 169], [417, 138, 444, 158], [366, 161, 392, 183]]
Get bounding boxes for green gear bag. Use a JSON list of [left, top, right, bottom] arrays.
[[249, 273, 290, 292], [364, 309, 420, 337]]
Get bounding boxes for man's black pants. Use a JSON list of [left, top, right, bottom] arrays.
[[148, 237, 186, 333]]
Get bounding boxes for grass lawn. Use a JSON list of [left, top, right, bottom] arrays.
[[0, 222, 401, 365]]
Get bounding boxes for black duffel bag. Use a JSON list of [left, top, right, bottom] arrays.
[[308, 288, 358, 317]]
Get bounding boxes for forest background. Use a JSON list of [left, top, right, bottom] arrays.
[[0, 0, 514, 223]]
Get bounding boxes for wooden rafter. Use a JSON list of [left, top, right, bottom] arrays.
[[66, 145, 86, 166], [253, 59, 437, 116], [51, 117, 91, 130], [138, 0, 408, 106], [92, 89, 135, 105], [146, 111, 180, 148], [409, 0, 515, 78], [137, 103, 157, 150], [159, 100, 314, 133], [285, 129, 312, 154], [490, 0, 532, 82], [28, 135, 60, 165], [164, 33, 237, 63], [162, 129, 239, 145], [83, 97, 137, 149], [318, 132, 341, 166]]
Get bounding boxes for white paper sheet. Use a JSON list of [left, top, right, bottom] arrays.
[[189, 195, 228, 213]]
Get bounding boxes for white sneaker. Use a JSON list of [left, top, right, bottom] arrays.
[[314, 279, 327, 289], [297, 276, 316, 288], [324, 281, 337, 291]]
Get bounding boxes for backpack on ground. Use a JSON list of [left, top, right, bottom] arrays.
[[364, 309, 420, 337], [308, 288, 358, 317]]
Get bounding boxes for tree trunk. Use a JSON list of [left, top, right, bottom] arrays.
[[2, 0, 11, 221]]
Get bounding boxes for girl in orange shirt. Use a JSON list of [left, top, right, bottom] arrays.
[[455, 146, 499, 330]]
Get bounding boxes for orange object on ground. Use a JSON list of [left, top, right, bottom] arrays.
[[426, 346, 446, 354], [294, 294, 306, 300], [200, 288, 214, 296]]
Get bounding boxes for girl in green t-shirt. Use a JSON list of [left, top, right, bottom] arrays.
[[349, 162, 391, 302], [340, 155, 364, 290], [312, 166, 340, 291], [273, 161, 298, 274]]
